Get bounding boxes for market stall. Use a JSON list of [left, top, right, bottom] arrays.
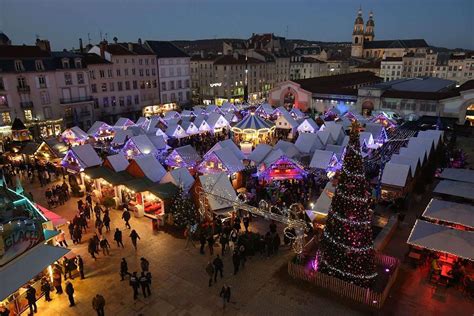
[[165, 145, 201, 169], [258, 150, 307, 182], [60, 126, 89, 146], [121, 134, 160, 159], [87, 121, 114, 140]]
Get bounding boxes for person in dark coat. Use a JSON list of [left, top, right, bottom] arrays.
[[52, 267, 63, 294], [207, 234, 215, 255], [219, 284, 231, 310], [140, 257, 150, 272], [139, 272, 151, 297], [122, 209, 131, 229], [129, 272, 140, 300], [232, 250, 240, 275], [103, 213, 111, 232], [243, 215, 250, 233], [41, 278, 52, 302], [92, 294, 106, 316], [75, 255, 85, 279], [99, 237, 111, 255], [62, 257, 73, 280], [205, 261, 214, 287], [65, 281, 75, 307], [114, 228, 124, 248], [129, 230, 140, 251], [213, 255, 224, 282], [120, 258, 129, 281], [199, 231, 206, 255], [88, 238, 98, 260], [26, 285, 37, 314]]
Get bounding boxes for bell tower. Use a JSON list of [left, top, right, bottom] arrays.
[[351, 7, 365, 58], [365, 11, 375, 42]]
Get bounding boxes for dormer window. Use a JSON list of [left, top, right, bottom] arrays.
[[35, 60, 44, 71], [14, 60, 24, 72], [62, 59, 70, 69], [74, 58, 82, 68]]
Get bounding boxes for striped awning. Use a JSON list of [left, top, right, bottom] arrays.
[[232, 113, 274, 131]]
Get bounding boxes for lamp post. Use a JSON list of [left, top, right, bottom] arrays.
[[244, 42, 249, 103]]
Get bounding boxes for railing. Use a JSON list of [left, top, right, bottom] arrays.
[[20, 101, 33, 108], [17, 85, 30, 93], [60, 96, 93, 104]]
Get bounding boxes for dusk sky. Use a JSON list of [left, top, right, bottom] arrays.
[[1, 0, 473, 50]]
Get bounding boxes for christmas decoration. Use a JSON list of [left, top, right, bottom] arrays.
[[316, 121, 377, 288], [167, 187, 198, 228]]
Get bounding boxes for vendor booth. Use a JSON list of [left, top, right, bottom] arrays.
[[165, 145, 201, 169], [297, 118, 319, 134], [258, 151, 307, 182], [61, 143, 102, 174], [114, 117, 135, 130], [121, 134, 159, 159], [87, 121, 114, 140], [60, 126, 89, 146]]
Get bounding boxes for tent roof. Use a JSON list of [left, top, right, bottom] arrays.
[[399, 147, 427, 165], [207, 139, 245, 160], [313, 181, 336, 216], [192, 106, 205, 115], [290, 108, 306, 119], [112, 129, 134, 145], [389, 154, 419, 177], [310, 149, 336, 169], [407, 137, 434, 156], [87, 121, 111, 136], [325, 144, 345, 160], [125, 135, 157, 154], [160, 167, 195, 192], [381, 163, 411, 187], [297, 118, 319, 133], [422, 198, 474, 228], [364, 123, 385, 138], [133, 155, 166, 182], [434, 180, 474, 200], [256, 103, 274, 115], [199, 172, 237, 211], [114, 117, 135, 127], [439, 168, 474, 184], [248, 144, 273, 164], [233, 113, 273, 130], [181, 110, 195, 117], [277, 110, 299, 128], [417, 130, 443, 148], [321, 121, 345, 143], [193, 115, 210, 130], [407, 220, 474, 260], [71, 144, 102, 168], [19, 142, 40, 155], [163, 111, 181, 120], [165, 124, 186, 137], [274, 140, 300, 158], [214, 148, 245, 173], [11, 118, 27, 130], [148, 135, 167, 150], [262, 149, 286, 166], [0, 244, 70, 301], [205, 104, 220, 113], [173, 145, 201, 164], [316, 130, 334, 146], [105, 153, 129, 172], [206, 112, 228, 128], [295, 133, 324, 154], [221, 102, 237, 112], [62, 126, 88, 140], [148, 182, 179, 200]]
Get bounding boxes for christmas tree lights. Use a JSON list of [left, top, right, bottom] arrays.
[[316, 121, 377, 288], [167, 187, 198, 228]]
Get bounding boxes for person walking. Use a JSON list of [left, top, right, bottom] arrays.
[[75, 255, 85, 279], [184, 223, 195, 249], [207, 234, 215, 255], [92, 294, 105, 316], [122, 208, 131, 229], [232, 250, 240, 275], [99, 236, 111, 256], [52, 267, 63, 294], [129, 272, 140, 300], [26, 285, 37, 315], [139, 272, 151, 298], [239, 244, 246, 269], [243, 215, 250, 233], [41, 278, 52, 302], [205, 261, 215, 287], [140, 257, 150, 272], [219, 284, 231, 310], [129, 230, 140, 251], [213, 255, 224, 282], [114, 228, 124, 248], [199, 231, 206, 255], [219, 232, 229, 256], [103, 212, 111, 232], [65, 281, 75, 307], [88, 238, 98, 260], [56, 229, 68, 247], [120, 258, 129, 281]]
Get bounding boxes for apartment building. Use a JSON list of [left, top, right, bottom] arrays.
[[380, 57, 403, 81], [190, 53, 217, 103], [289, 54, 328, 80]]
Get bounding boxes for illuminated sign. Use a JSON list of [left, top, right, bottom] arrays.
[[210, 83, 222, 87]]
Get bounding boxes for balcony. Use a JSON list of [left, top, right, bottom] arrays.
[[60, 96, 93, 105], [20, 101, 33, 109], [17, 85, 31, 93]]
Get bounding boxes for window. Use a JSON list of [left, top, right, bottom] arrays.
[[40, 91, 50, 105], [109, 82, 115, 91], [89, 70, 96, 80], [185, 79, 190, 88], [35, 60, 44, 71], [117, 82, 123, 91], [145, 59, 149, 65], [24, 109, 33, 122], [170, 81, 175, 90], [91, 84, 97, 93], [171, 93, 176, 101], [145, 69, 149, 76], [124, 58, 127, 64], [17, 77, 27, 89], [177, 80, 182, 89], [15, 60, 24, 72], [111, 96, 116, 107], [153, 80, 157, 88], [64, 73, 73, 85], [62, 59, 70, 69], [125, 81, 130, 90], [169, 68, 174, 76], [1, 112, 11, 124], [75, 59, 82, 68], [0, 77, 4, 90], [127, 96, 132, 106], [132, 80, 138, 89], [151, 69, 156, 76], [186, 91, 190, 101], [116, 69, 121, 77], [38, 75, 47, 88], [132, 68, 136, 76], [107, 69, 113, 78], [77, 73, 85, 84], [134, 95, 139, 104], [0, 95, 7, 106], [178, 92, 183, 101], [139, 59, 143, 65], [99, 70, 105, 78], [103, 97, 109, 107], [119, 96, 125, 106], [161, 82, 166, 91], [43, 106, 52, 119], [177, 67, 182, 76], [101, 83, 107, 92], [162, 93, 167, 103], [125, 69, 129, 76], [139, 69, 144, 77]]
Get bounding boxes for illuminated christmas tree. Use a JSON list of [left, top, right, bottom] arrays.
[[316, 122, 376, 288], [168, 187, 198, 228]]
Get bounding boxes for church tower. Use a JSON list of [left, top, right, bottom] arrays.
[[364, 11, 375, 42], [351, 8, 365, 58]]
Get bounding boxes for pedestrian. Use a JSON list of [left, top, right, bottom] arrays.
[[213, 255, 224, 282], [229, 229, 238, 251], [232, 250, 240, 275], [75, 255, 85, 279], [41, 278, 52, 302], [65, 281, 75, 307], [205, 261, 215, 287], [56, 229, 68, 247], [114, 228, 124, 248], [219, 284, 231, 310], [92, 294, 106, 316], [140, 257, 150, 272], [62, 257, 73, 280], [129, 272, 140, 300], [122, 208, 131, 229], [120, 258, 129, 281], [88, 238, 98, 260], [184, 223, 195, 249], [129, 230, 140, 251], [73, 225, 82, 244], [243, 214, 250, 233], [199, 231, 206, 255], [26, 285, 37, 315], [103, 212, 111, 232], [52, 267, 63, 294], [96, 218, 104, 236], [99, 236, 111, 256], [139, 272, 151, 298], [219, 232, 229, 256], [239, 244, 246, 269], [94, 203, 103, 221], [207, 234, 215, 255]]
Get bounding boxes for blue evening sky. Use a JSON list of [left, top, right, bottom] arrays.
[[0, 0, 472, 50]]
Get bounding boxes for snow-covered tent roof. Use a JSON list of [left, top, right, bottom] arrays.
[[439, 168, 474, 184], [417, 130, 444, 148], [262, 149, 286, 166], [255, 103, 274, 116], [105, 153, 129, 172], [224, 112, 239, 123], [274, 140, 300, 158], [154, 128, 169, 140], [273, 106, 290, 116], [310, 150, 336, 170], [321, 121, 345, 144], [205, 104, 221, 114], [163, 110, 181, 121], [114, 117, 135, 128], [148, 135, 168, 151], [381, 163, 411, 187], [160, 167, 195, 192], [434, 180, 474, 200], [166, 124, 187, 138], [207, 139, 246, 160], [193, 114, 211, 132], [122, 134, 158, 156], [61, 126, 88, 143], [316, 130, 335, 147], [399, 147, 427, 166], [221, 102, 237, 112], [68, 144, 102, 169], [297, 118, 319, 134], [389, 154, 420, 177], [407, 137, 435, 156], [295, 133, 324, 154], [199, 172, 237, 212], [422, 198, 474, 229], [181, 110, 195, 118], [133, 155, 166, 182], [313, 181, 336, 216], [181, 121, 200, 135], [213, 148, 245, 173], [364, 123, 386, 140], [407, 220, 474, 260], [325, 144, 345, 160], [206, 112, 229, 130], [341, 132, 374, 148], [192, 106, 206, 115], [233, 113, 273, 131], [290, 108, 306, 120], [171, 145, 201, 166], [135, 117, 149, 128], [145, 116, 164, 134], [87, 121, 112, 137], [276, 110, 299, 129], [111, 129, 134, 145], [247, 144, 273, 164]]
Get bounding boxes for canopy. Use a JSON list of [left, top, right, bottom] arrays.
[[297, 118, 319, 134], [160, 168, 195, 192], [0, 244, 70, 300], [36, 204, 67, 227], [310, 150, 336, 170], [63, 144, 102, 170], [206, 139, 245, 160], [313, 181, 336, 216], [407, 220, 474, 260], [389, 154, 420, 177], [422, 198, 474, 229], [114, 117, 135, 128], [132, 155, 166, 182], [434, 180, 474, 200], [105, 153, 129, 172], [295, 133, 324, 154], [248, 144, 273, 164], [199, 172, 237, 211], [274, 140, 300, 158], [381, 163, 411, 187], [87, 121, 112, 137], [439, 168, 474, 184]]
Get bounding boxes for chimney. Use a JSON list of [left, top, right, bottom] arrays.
[[79, 38, 84, 53], [99, 40, 108, 59], [138, 38, 142, 45], [128, 42, 133, 52], [36, 39, 51, 52]]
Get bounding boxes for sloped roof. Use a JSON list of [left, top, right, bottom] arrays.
[[181, 121, 199, 134], [381, 163, 411, 187], [256, 103, 274, 116], [105, 153, 129, 172], [399, 147, 426, 166], [62, 126, 88, 141], [148, 135, 167, 150], [434, 180, 474, 200], [71, 144, 102, 168], [313, 181, 336, 216], [277, 110, 299, 129], [389, 154, 419, 177], [290, 108, 306, 119], [233, 113, 273, 131], [364, 39, 429, 49], [87, 121, 111, 136], [206, 112, 228, 129], [297, 118, 319, 133], [316, 130, 334, 146], [11, 118, 27, 130], [193, 114, 210, 130], [262, 149, 286, 166], [174, 145, 201, 164], [274, 140, 300, 158], [114, 117, 135, 127], [295, 133, 324, 154], [213, 148, 245, 173], [181, 110, 195, 117], [133, 155, 166, 182], [248, 144, 273, 164], [422, 198, 474, 229], [199, 172, 237, 211], [310, 150, 335, 169], [321, 121, 345, 144], [221, 102, 237, 112], [166, 124, 187, 138], [125, 135, 157, 155], [325, 144, 345, 160], [207, 139, 245, 160], [160, 168, 195, 192], [439, 168, 474, 184], [163, 111, 181, 120], [145, 40, 189, 58]]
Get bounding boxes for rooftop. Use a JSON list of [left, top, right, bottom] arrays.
[[363, 39, 429, 49], [145, 40, 189, 58], [214, 54, 264, 65]]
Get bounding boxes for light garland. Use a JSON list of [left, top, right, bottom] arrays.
[[331, 211, 371, 226], [319, 258, 378, 280], [322, 230, 374, 252]]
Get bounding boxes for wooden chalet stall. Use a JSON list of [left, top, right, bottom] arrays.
[[380, 163, 412, 199]]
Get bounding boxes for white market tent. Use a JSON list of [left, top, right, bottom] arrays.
[[290, 108, 306, 120], [114, 117, 135, 129], [166, 145, 201, 167], [248, 144, 273, 165], [310, 150, 337, 170], [133, 155, 166, 182], [434, 180, 474, 200], [407, 137, 435, 157], [407, 220, 474, 260], [194, 115, 212, 132], [148, 135, 168, 151], [145, 116, 164, 135], [155, 128, 169, 140], [87, 121, 112, 137], [274, 140, 300, 158], [70, 144, 102, 168], [439, 168, 474, 184], [422, 198, 474, 229], [61, 126, 88, 143], [262, 149, 286, 167], [166, 124, 188, 139], [160, 167, 195, 192], [122, 134, 158, 156], [320, 121, 345, 144], [206, 112, 229, 131], [381, 163, 411, 187], [224, 112, 239, 123], [181, 110, 195, 118], [212, 148, 245, 173], [105, 153, 129, 172], [341, 132, 374, 148], [399, 147, 427, 166], [295, 133, 324, 154], [417, 130, 444, 149], [205, 104, 221, 114], [255, 103, 274, 117], [111, 129, 134, 146], [199, 172, 238, 212], [221, 102, 238, 112], [389, 154, 420, 177], [325, 144, 345, 160], [207, 139, 246, 160], [192, 106, 206, 116], [313, 181, 336, 216], [316, 130, 335, 147], [163, 110, 181, 121], [181, 121, 200, 135], [135, 117, 149, 128], [297, 118, 319, 134], [275, 110, 299, 130]]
